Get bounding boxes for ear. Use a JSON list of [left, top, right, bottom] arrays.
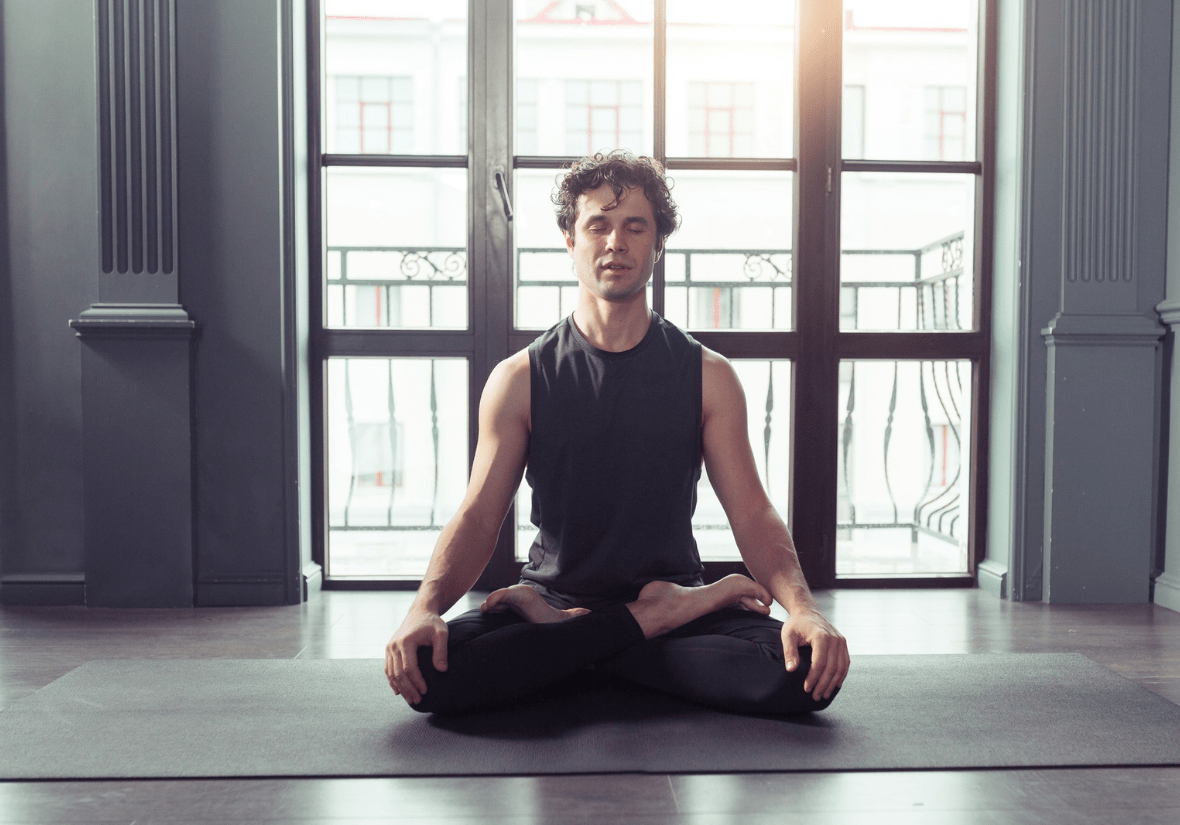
[[655, 238, 664, 263], [564, 231, 576, 256]]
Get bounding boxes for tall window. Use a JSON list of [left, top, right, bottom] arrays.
[[311, 0, 993, 588]]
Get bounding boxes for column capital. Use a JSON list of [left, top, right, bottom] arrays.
[[1041, 312, 1164, 347], [1155, 299, 1180, 327], [69, 303, 196, 339]]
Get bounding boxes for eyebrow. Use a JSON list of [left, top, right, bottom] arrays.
[[583, 213, 650, 226]]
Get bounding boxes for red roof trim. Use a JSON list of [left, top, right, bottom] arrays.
[[519, 0, 640, 25]]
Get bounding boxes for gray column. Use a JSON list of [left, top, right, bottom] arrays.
[[1039, 0, 1168, 603], [1153, 0, 1180, 614], [70, 0, 196, 607]]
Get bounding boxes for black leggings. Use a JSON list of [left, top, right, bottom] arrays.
[[412, 604, 837, 717]]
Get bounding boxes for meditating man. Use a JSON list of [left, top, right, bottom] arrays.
[[384, 150, 849, 716]]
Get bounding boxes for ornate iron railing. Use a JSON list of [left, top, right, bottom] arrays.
[[837, 359, 967, 561], [325, 246, 467, 327], [336, 358, 443, 531], [326, 234, 969, 559], [840, 230, 966, 331]]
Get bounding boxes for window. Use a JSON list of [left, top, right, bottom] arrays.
[[688, 82, 755, 158], [564, 80, 644, 155], [310, 0, 993, 588], [333, 76, 413, 154], [516, 79, 538, 155], [925, 86, 968, 161], [842, 84, 865, 159]]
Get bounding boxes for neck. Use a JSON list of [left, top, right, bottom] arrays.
[[572, 291, 652, 352]]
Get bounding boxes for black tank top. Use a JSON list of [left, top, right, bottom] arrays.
[[520, 312, 705, 609]]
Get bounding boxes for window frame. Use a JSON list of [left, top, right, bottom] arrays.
[[307, 0, 996, 591]]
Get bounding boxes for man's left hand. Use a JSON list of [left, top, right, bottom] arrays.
[[782, 611, 849, 702]]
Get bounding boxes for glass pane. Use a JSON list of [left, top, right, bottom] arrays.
[[666, 1, 796, 158], [514, 168, 580, 329], [327, 358, 469, 579], [324, 1, 468, 155], [515, 0, 654, 156], [517, 359, 792, 562], [840, 172, 974, 331], [326, 167, 467, 329], [837, 360, 971, 576], [843, 84, 866, 159], [843, 0, 978, 161], [696, 360, 792, 560], [664, 170, 793, 331]]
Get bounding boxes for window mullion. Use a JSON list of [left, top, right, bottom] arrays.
[[791, 0, 843, 588], [472, 0, 516, 588], [652, 0, 667, 317]]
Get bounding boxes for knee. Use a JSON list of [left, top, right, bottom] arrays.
[[405, 647, 464, 715], [757, 645, 839, 716], [786, 645, 840, 713]]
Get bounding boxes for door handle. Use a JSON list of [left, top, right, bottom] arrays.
[[494, 169, 514, 221]]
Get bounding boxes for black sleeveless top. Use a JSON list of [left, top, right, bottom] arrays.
[[519, 312, 705, 609]]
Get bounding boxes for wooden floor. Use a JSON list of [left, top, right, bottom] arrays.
[[2, 588, 1180, 824]]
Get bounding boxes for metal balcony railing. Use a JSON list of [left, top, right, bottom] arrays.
[[325, 233, 969, 563]]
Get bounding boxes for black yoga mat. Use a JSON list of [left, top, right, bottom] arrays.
[[1, 654, 1179, 779]]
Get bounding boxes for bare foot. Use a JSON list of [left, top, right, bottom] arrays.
[[626, 575, 772, 639], [481, 585, 591, 623]]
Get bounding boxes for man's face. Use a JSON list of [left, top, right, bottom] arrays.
[[564, 184, 662, 303]]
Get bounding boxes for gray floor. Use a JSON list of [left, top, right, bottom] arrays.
[[2, 588, 1180, 823]]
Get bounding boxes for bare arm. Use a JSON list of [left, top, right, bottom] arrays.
[[384, 350, 531, 702], [700, 348, 849, 700]]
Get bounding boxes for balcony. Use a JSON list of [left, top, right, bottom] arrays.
[[324, 232, 971, 579]]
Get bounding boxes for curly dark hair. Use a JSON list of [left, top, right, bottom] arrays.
[[552, 150, 680, 247]]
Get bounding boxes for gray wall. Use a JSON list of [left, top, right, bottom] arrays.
[[0, 0, 96, 587], [986, 0, 1173, 605], [0, 0, 312, 607], [1156, 0, 1180, 614], [177, 0, 311, 606]]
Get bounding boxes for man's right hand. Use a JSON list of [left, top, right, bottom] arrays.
[[384, 610, 449, 705]]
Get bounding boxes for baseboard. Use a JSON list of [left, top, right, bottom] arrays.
[[195, 578, 286, 607], [302, 561, 323, 601], [977, 559, 1008, 599], [1153, 571, 1180, 614], [0, 573, 86, 606]]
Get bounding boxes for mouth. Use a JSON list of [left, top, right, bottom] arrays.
[[601, 262, 630, 273]]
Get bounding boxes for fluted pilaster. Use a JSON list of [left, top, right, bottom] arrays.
[[68, 0, 195, 606], [1039, 0, 1168, 604]]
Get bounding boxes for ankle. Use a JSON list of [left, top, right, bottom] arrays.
[[624, 599, 663, 640]]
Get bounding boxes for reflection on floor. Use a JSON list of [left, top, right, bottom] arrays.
[[1, 588, 1179, 823]]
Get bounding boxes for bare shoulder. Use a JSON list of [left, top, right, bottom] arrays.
[[482, 348, 531, 430], [701, 346, 745, 421]]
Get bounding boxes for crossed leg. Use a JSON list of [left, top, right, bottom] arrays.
[[411, 576, 831, 716], [597, 608, 838, 716]]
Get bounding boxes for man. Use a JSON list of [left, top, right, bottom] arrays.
[[384, 150, 849, 716]]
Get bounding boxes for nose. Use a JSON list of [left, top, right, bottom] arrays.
[[606, 227, 628, 252]]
